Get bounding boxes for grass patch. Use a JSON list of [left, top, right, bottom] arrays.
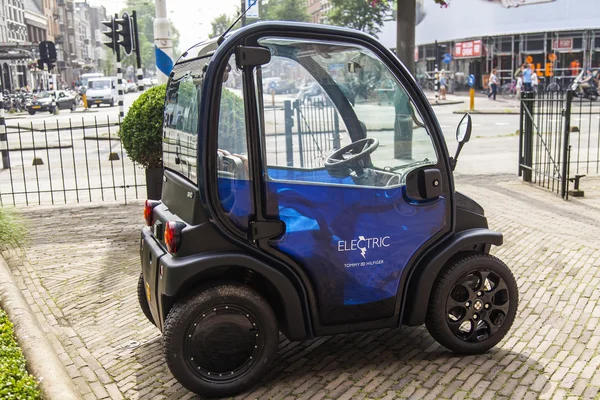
[[0, 309, 41, 399], [0, 208, 27, 249]]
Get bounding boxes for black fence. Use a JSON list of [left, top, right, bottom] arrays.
[[519, 90, 600, 199], [0, 116, 145, 206]]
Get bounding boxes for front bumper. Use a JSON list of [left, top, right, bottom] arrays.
[[28, 104, 51, 112], [87, 97, 112, 105]]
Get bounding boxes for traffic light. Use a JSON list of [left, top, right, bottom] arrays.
[[37, 59, 45, 70], [116, 13, 134, 55], [102, 16, 117, 53], [47, 62, 55, 71]]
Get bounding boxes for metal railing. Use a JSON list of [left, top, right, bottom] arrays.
[[0, 116, 145, 206], [519, 90, 599, 199]]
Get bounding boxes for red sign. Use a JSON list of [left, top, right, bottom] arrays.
[[553, 38, 573, 50], [454, 40, 482, 58]]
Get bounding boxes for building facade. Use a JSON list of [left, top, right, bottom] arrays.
[[306, 0, 331, 24], [378, 0, 600, 91]]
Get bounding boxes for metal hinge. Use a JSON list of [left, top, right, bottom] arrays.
[[248, 220, 284, 242]]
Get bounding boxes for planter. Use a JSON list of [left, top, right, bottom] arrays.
[[145, 167, 163, 200]]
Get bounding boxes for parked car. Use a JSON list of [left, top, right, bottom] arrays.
[[124, 81, 138, 93], [138, 22, 519, 398], [27, 90, 77, 115]]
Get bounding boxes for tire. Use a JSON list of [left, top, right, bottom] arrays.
[[547, 83, 560, 92], [163, 284, 278, 397], [28, 110, 35, 115], [426, 252, 518, 354], [501, 84, 512, 98], [70, 101, 76, 111], [109, 98, 115, 107], [137, 273, 155, 326]]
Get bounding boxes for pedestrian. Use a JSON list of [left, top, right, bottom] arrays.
[[523, 64, 532, 91], [516, 72, 523, 99], [531, 69, 539, 93], [439, 71, 447, 100], [514, 63, 525, 80], [488, 69, 499, 100]]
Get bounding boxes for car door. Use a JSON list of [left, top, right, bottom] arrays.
[[252, 36, 451, 328]]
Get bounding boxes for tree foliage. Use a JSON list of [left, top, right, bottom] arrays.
[[120, 85, 166, 168], [327, 0, 393, 36], [261, 0, 309, 22], [117, 0, 181, 74], [210, 13, 239, 38]]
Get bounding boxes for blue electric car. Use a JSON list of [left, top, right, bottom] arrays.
[[138, 22, 518, 397]]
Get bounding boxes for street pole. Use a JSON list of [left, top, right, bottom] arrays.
[[241, 0, 247, 27], [0, 97, 9, 169], [115, 14, 124, 120], [396, 0, 416, 75], [154, 0, 173, 84], [132, 11, 145, 91]]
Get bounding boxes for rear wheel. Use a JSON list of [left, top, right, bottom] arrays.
[[163, 284, 278, 397], [426, 253, 518, 354], [28, 110, 35, 115], [137, 273, 155, 326]]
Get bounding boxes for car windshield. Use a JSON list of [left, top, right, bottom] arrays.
[[89, 80, 112, 89], [36, 91, 54, 98]]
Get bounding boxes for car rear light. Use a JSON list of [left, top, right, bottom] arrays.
[[144, 200, 160, 226], [164, 221, 185, 254]]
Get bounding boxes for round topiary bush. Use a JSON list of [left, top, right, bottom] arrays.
[[120, 84, 166, 169]]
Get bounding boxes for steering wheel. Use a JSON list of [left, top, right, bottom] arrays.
[[324, 138, 379, 177]]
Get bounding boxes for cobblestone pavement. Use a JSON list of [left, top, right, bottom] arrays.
[[3, 175, 600, 400]]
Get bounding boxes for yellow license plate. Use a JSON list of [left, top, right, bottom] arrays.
[[94, 100, 102, 103], [32, 106, 41, 109]]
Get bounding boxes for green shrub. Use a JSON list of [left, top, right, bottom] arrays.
[[0, 309, 41, 399], [0, 208, 26, 249], [120, 85, 167, 169]]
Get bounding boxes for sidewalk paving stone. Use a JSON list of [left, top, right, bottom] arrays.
[[2, 175, 600, 399]]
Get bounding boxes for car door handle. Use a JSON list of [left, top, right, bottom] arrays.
[[405, 168, 443, 201]]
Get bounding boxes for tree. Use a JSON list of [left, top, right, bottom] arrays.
[[117, 0, 181, 75], [327, 0, 393, 36], [261, 0, 309, 22], [210, 13, 239, 38]]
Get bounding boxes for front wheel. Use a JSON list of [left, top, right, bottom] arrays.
[[163, 284, 278, 397], [426, 253, 518, 354], [28, 110, 35, 115]]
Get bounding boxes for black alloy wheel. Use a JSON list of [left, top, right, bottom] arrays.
[[426, 253, 518, 354], [163, 284, 278, 397]]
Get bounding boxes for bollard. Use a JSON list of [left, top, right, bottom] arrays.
[[0, 101, 9, 169], [82, 93, 88, 110], [470, 87, 475, 111]]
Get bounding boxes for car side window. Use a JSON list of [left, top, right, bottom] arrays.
[[216, 54, 251, 231], [257, 38, 438, 189]]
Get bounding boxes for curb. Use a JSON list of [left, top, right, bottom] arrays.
[[427, 100, 465, 106], [453, 110, 519, 115], [0, 254, 82, 400]]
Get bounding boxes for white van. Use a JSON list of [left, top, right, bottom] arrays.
[[79, 72, 104, 93], [86, 77, 118, 107]]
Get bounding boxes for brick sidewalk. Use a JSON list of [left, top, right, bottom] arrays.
[[3, 176, 600, 400]]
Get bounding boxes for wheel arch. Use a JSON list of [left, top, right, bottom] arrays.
[[401, 228, 503, 326], [158, 253, 311, 341]]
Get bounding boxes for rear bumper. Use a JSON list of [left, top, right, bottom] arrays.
[[140, 227, 166, 329]]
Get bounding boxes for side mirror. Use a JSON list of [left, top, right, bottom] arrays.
[[456, 113, 472, 144], [451, 113, 472, 171]]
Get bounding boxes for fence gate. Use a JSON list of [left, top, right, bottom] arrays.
[[519, 90, 600, 199]]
